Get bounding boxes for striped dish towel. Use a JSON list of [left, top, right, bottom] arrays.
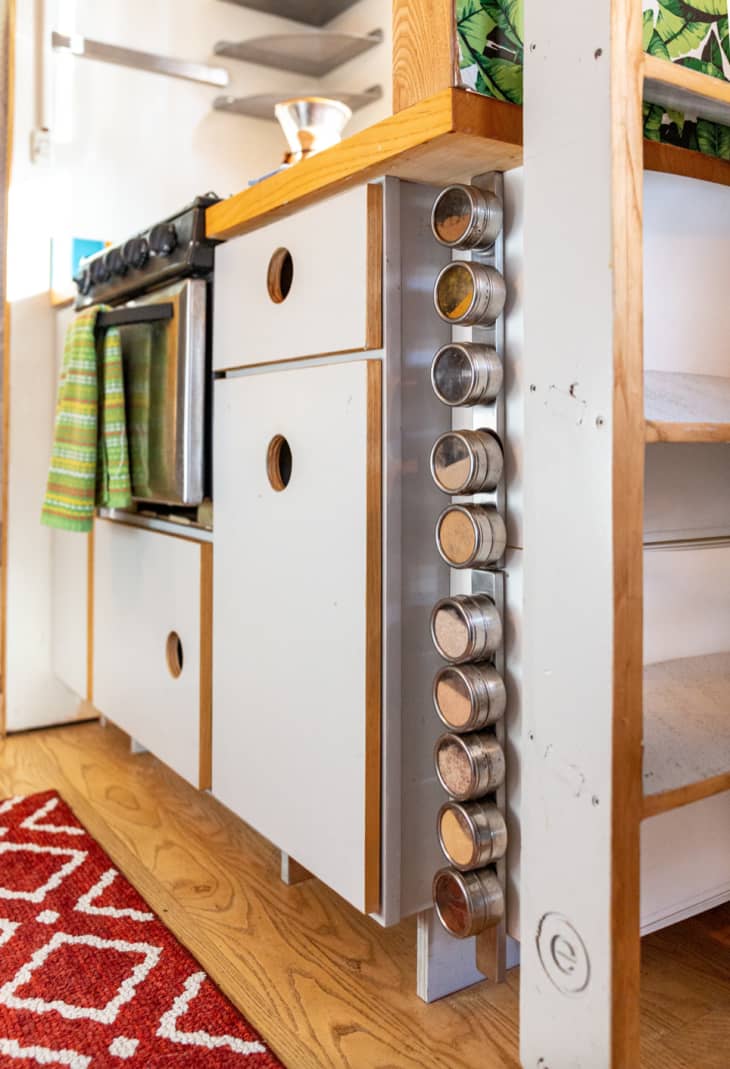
[[41, 306, 132, 532]]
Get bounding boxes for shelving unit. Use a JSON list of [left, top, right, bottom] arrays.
[[216, 0, 360, 26], [214, 85, 382, 120], [214, 29, 383, 78], [643, 653, 730, 818], [521, 5, 730, 1067], [645, 371, 730, 443]]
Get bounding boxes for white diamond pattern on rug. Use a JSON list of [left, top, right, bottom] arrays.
[[0, 797, 23, 838], [75, 868, 154, 923], [20, 797, 85, 837], [0, 1037, 91, 1068], [108, 1036, 139, 1059], [0, 843, 87, 903], [0, 931, 162, 1024], [157, 971, 267, 1056], [0, 919, 19, 948]]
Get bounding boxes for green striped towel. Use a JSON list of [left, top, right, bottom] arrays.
[[41, 306, 132, 532]]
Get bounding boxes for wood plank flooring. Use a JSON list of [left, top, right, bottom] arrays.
[[1, 721, 729, 1068]]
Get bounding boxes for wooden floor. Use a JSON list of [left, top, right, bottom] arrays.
[[1, 722, 729, 1068]]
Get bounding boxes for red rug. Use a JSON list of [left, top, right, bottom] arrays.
[[0, 790, 285, 1067]]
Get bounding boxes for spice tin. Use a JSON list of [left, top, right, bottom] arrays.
[[433, 261, 506, 327], [432, 866, 505, 938], [436, 505, 506, 569], [430, 593, 503, 664], [438, 799, 508, 871], [430, 184, 503, 250], [433, 662, 506, 733], [434, 730, 506, 801], [430, 429, 504, 495], [431, 342, 503, 407]]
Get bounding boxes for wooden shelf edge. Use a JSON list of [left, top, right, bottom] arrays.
[[206, 89, 522, 241], [643, 770, 730, 819], [645, 419, 730, 444], [644, 53, 730, 125], [644, 139, 730, 189]]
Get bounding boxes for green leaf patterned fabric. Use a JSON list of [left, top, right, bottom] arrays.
[[456, 0, 730, 162]]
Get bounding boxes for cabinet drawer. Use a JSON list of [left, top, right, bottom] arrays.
[[212, 359, 382, 913], [213, 184, 382, 371], [93, 521, 212, 788]]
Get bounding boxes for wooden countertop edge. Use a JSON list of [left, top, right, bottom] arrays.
[[206, 89, 523, 241]]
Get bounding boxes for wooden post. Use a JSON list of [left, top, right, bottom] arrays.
[[392, 0, 457, 113], [520, 0, 644, 1065]]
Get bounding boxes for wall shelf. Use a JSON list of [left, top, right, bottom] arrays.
[[214, 85, 382, 120], [51, 31, 229, 88], [644, 54, 730, 128], [214, 29, 383, 78], [645, 371, 730, 443], [216, 0, 360, 27], [644, 140, 730, 190], [643, 652, 730, 818]]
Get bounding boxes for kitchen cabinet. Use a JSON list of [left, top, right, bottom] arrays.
[[93, 520, 212, 789], [212, 178, 455, 923]]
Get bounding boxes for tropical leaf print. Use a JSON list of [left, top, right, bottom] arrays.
[[641, 0, 730, 161], [456, 0, 523, 104], [457, 0, 730, 164]]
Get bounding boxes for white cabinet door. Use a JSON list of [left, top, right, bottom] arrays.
[[213, 359, 382, 914], [213, 185, 382, 371], [93, 521, 212, 788]]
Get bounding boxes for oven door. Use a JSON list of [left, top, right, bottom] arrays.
[[116, 278, 207, 507]]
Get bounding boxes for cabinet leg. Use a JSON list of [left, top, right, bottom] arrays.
[[416, 909, 485, 1003], [280, 852, 312, 886], [129, 737, 148, 755]]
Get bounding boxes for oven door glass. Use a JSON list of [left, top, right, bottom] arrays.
[[117, 278, 207, 507]]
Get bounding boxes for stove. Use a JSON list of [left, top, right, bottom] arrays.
[[75, 193, 221, 308]]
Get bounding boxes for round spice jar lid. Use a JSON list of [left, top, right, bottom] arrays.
[[433, 663, 506, 733], [432, 866, 505, 939]]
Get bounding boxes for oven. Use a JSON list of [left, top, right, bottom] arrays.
[[98, 278, 209, 508], [76, 194, 219, 525]]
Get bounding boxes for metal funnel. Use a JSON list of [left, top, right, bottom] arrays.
[[275, 96, 352, 163]]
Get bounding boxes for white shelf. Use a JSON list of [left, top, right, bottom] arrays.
[[214, 85, 382, 120], [643, 652, 730, 816], [214, 29, 383, 78], [645, 370, 730, 443], [217, 0, 360, 27]]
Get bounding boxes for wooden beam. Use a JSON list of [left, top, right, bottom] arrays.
[[206, 90, 522, 242], [643, 774, 730, 820], [392, 0, 457, 113], [611, 0, 645, 1065]]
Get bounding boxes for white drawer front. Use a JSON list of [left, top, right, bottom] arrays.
[[213, 184, 382, 371], [212, 359, 381, 913], [93, 521, 211, 788]]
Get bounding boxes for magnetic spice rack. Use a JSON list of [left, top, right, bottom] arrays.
[[427, 172, 510, 981]]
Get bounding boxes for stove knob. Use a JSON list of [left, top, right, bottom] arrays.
[[90, 257, 111, 284], [122, 237, 149, 270], [106, 248, 127, 277], [75, 267, 92, 296], [149, 223, 178, 257]]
